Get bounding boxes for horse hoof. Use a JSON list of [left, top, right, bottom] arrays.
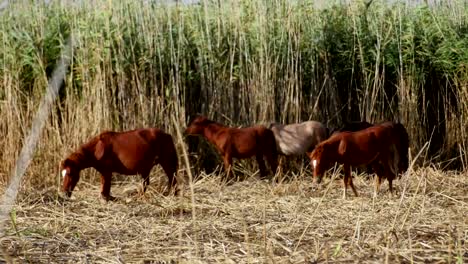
[[101, 194, 117, 202], [58, 191, 71, 200]]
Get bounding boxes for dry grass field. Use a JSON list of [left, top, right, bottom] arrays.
[[1, 165, 466, 263]]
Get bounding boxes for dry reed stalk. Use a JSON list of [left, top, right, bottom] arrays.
[[0, 167, 466, 263]]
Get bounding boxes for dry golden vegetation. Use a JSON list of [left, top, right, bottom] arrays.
[[1, 165, 467, 263]]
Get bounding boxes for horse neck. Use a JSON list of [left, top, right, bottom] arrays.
[[203, 122, 226, 141], [66, 151, 92, 170], [322, 140, 340, 162], [68, 137, 100, 169]]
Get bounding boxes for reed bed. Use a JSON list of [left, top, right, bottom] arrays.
[[0, 0, 467, 187], [0, 167, 467, 263]]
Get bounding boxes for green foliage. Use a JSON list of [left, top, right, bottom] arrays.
[[0, 0, 467, 170]]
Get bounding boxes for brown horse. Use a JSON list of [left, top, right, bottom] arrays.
[[329, 120, 410, 177], [61, 128, 178, 201], [310, 124, 399, 198], [269, 121, 328, 156], [185, 115, 278, 179]]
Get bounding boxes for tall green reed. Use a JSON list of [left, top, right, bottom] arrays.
[[0, 0, 466, 186]]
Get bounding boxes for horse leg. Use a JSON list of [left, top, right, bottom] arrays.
[[139, 172, 150, 196], [374, 175, 383, 198], [256, 153, 268, 179], [277, 155, 284, 177], [386, 166, 396, 197], [161, 162, 178, 196], [100, 172, 116, 201], [342, 164, 350, 199], [348, 172, 359, 197], [344, 164, 358, 198], [265, 153, 278, 179], [372, 163, 385, 197], [223, 155, 233, 181], [388, 177, 394, 196]]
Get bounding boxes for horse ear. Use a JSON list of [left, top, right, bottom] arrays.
[[338, 140, 347, 155], [94, 140, 106, 160]]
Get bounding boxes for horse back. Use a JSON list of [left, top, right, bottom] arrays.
[[222, 125, 276, 158], [94, 128, 172, 173], [335, 130, 384, 165]]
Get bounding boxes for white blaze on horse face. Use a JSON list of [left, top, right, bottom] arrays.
[[312, 159, 317, 169], [61, 169, 67, 179]]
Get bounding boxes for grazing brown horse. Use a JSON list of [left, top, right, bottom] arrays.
[[269, 121, 328, 156], [61, 128, 178, 201], [185, 115, 278, 179], [310, 124, 399, 198]]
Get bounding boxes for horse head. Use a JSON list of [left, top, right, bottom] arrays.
[[60, 158, 82, 198], [310, 143, 331, 184], [185, 115, 212, 135]]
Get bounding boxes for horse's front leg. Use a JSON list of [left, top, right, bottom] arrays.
[[100, 172, 116, 201], [342, 164, 349, 199], [223, 154, 233, 180], [160, 158, 178, 196], [343, 164, 358, 198]]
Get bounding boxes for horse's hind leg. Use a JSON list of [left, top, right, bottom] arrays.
[[265, 153, 278, 179], [386, 168, 396, 197], [374, 175, 383, 198], [256, 153, 268, 179], [372, 162, 385, 197], [388, 177, 394, 196], [161, 162, 178, 196]]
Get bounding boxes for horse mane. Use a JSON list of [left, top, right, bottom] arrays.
[[63, 151, 87, 169], [63, 135, 101, 169], [311, 142, 326, 160], [394, 123, 410, 172]]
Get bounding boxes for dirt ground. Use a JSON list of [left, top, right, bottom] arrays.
[[0, 167, 467, 263]]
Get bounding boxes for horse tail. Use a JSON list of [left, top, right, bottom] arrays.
[[167, 134, 179, 172], [394, 123, 410, 173], [262, 128, 279, 173], [161, 133, 179, 188]]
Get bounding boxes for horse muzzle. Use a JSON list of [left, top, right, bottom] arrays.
[[314, 176, 323, 184], [61, 190, 72, 199]]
